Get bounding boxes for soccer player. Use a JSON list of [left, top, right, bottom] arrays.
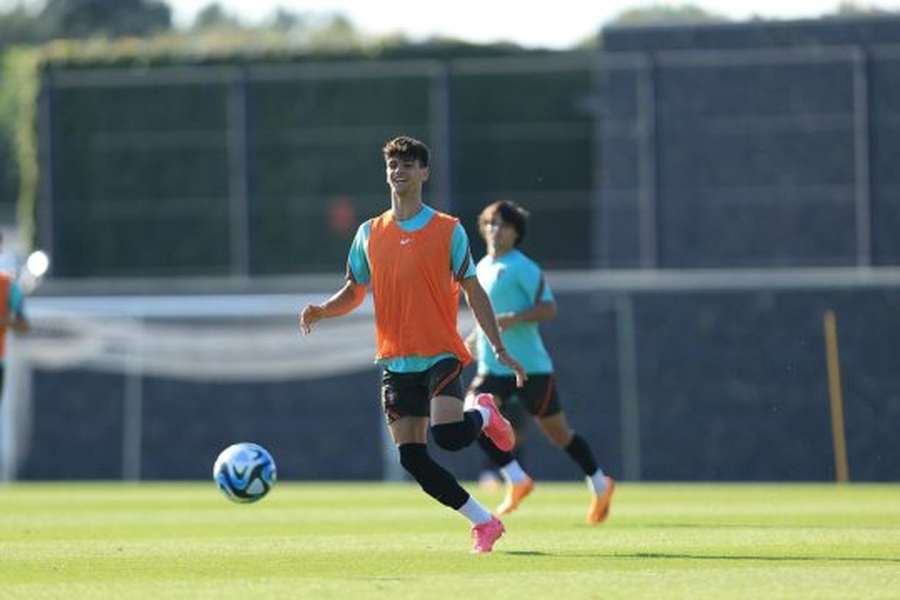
[[465, 200, 615, 524], [299, 136, 527, 553], [0, 234, 30, 400]]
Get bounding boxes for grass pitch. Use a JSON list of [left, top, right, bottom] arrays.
[[1, 482, 898, 599]]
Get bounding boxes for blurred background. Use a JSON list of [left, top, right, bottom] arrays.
[[0, 0, 898, 483]]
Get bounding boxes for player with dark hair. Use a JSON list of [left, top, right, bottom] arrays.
[[466, 200, 615, 524], [299, 137, 527, 553]]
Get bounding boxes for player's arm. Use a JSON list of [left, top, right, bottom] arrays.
[[298, 280, 367, 335], [0, 314, 29, 333], [299, 220, 370, 335], [496, 265, 556, 331], [496, 300, 556, 331], [461, 276, 527, 387], [5, 283, 29, 334], [7, 311, 29, 334]]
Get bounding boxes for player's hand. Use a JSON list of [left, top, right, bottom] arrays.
[[496, 312, 518, 331], [299, 304, 324, 335], [497, 349, 527, 388]]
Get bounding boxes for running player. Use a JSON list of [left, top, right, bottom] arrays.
[[0, 233, 29, 401], [299, 137, 527, 553], [466, 200, 615, 524]]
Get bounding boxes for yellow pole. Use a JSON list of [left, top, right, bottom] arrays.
[[823, 310, 850, 483]]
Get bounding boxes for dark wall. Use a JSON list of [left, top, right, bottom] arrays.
[[601, 17, 900, 268], [22, 369, 384, 480], [19, 286, 900, 482], [630, 288, 900, 481], [451, 66, 594, 268], [603, 16, 900, 52], [43, 54, 594, 277]]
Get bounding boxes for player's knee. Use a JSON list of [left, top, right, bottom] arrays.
[[431, 422, 470, 451], [547, 430, 573, 448], [539, 417, 574, 448]]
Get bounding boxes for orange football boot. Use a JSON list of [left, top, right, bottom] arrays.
[[497, 476, 535, 516], [587, 476, 616, 525]]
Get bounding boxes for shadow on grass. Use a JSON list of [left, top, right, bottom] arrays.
[[505, 551, 900, 563], [635, 523, 892, 531], [628, 552, 900, 563]]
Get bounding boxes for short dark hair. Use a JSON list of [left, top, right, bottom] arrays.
[[382, 136, 430, 167], [478, 200, 530, 246]]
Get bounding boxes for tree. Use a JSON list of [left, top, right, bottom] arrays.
[[191, 2, 243, 32], [297, 14, 364, 49], [38, 0, 171, 39], [610, 3, 727, 26], [0, 5, 41, 46], [831, 1, 894, 16], [270, 7, 305, 33]]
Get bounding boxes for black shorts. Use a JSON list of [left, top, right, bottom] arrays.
[[467, 373, 562, 419], [380, 358, 464, 424]]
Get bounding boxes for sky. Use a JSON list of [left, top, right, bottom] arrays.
[[165, 0, 900, 48], [2, 1, 899, 48]]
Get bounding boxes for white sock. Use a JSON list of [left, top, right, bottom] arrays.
[[500, 460, 529, 485], [458, 495, 493, 525], [472, 406, 491, 427], [586, 469, 607, 495]]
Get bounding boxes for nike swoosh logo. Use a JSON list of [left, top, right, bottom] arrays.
[[400, 239, 412, 245]]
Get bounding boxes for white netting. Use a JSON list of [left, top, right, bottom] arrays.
[[21, 267, 900, 382], [22, 294, 476, 381], [27, 314, 376, 381]]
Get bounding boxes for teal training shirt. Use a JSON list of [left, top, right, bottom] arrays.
[[475, 249, 554, 376], [1, 279, 24, 366], [346, 204, 476, 373]]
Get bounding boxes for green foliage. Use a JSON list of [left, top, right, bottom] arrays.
[[833, 1, 897, 16], [191, 2, 242, 32], [35, 0, 172, 40], [610, 3, 728, 25], [0, 4, 41, 45], [0, 48, 39, 246]]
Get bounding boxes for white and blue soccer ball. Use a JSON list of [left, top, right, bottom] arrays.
[[213, 442, 277, 503]]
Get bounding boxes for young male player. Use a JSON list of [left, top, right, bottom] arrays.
[[299, 137, 527, 553], [465, 200, 615, 524], [0, 234, 29, 400]]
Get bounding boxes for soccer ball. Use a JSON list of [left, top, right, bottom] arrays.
[[213, 442, 277, 503]]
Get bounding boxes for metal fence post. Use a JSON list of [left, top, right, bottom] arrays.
[[591, 52, 605, 268], [852, 46, 872, 267], [429, 64, 452, 212], [615, 292, 642, 481], [123, 318, 144, 481], [637, 54, 659, 269], [227, 68, 252, 277]]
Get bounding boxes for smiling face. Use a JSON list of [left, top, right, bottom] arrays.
[[382, 137, 431, 200], [385, 155, 429, 197]]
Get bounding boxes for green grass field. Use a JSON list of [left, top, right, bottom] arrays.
[[1, 482, 898, 599]]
